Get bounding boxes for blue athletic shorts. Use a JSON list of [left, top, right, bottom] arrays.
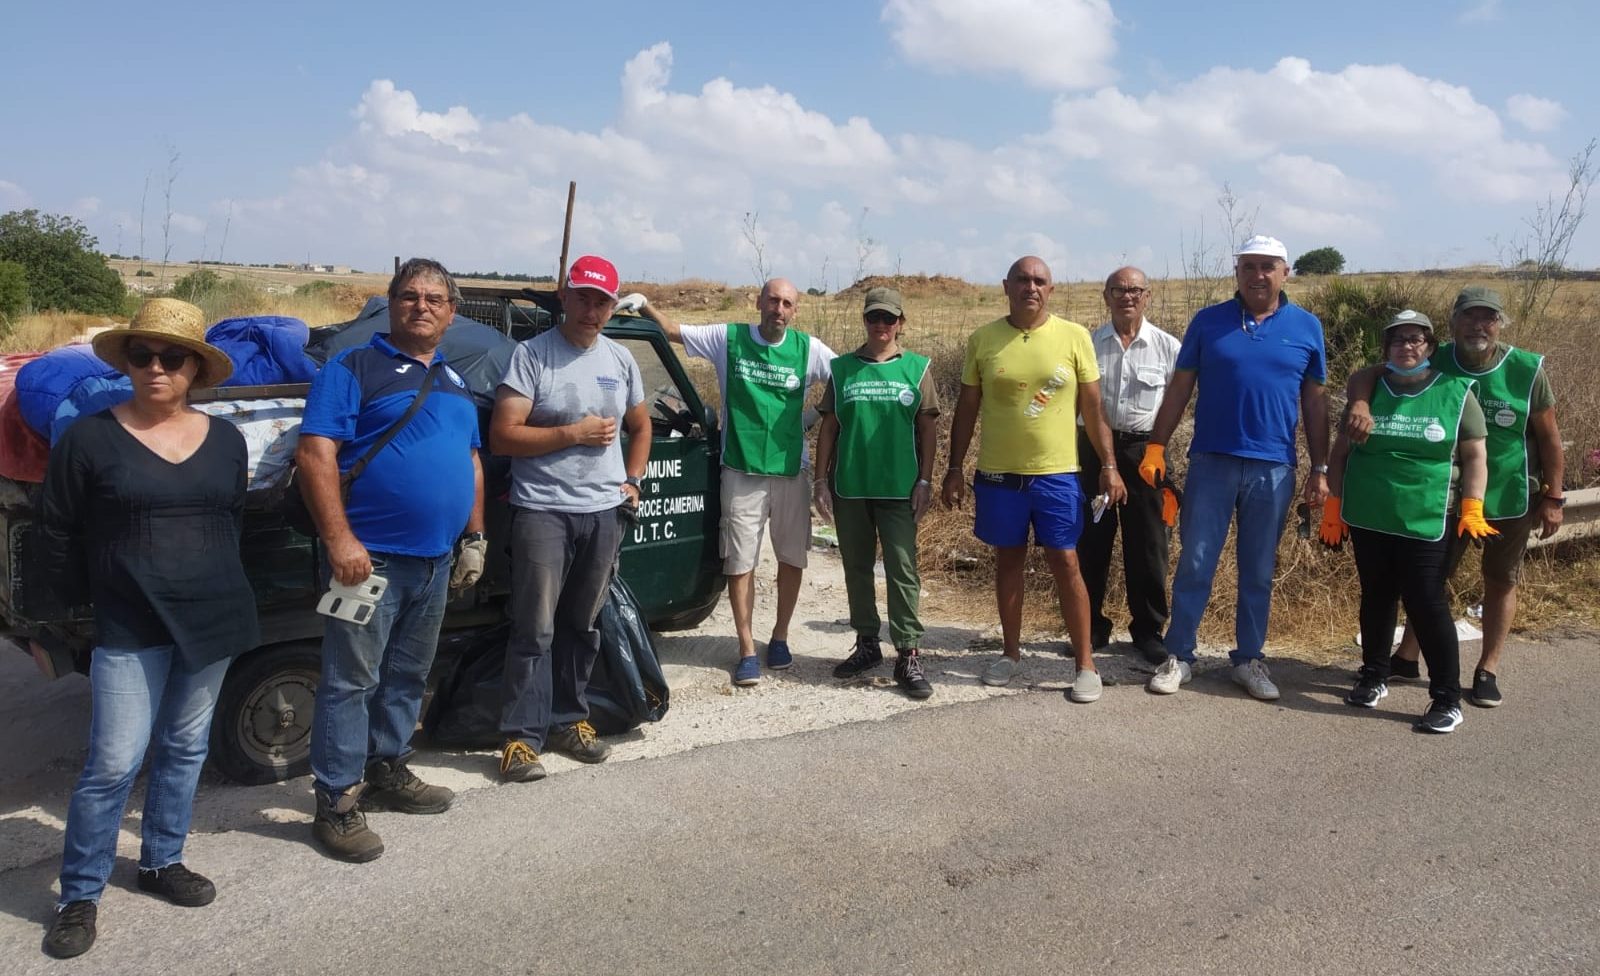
[[972, 471, 1084, 550]]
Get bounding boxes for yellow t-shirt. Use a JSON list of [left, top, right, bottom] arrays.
[[961, 314, 1099, 474]]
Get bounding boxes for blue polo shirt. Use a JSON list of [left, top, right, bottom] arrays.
[[1175, 293, 1326, 466], [300, 334, 480, 557]]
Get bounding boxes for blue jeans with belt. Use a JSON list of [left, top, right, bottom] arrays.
[[1164, 452, 1297, 664], [58, 645, 230, 906], [310, 550, 450, 801]]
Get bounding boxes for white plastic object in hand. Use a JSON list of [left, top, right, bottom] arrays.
[[316, 574, 388, 626], [615, 292, 647, 314]]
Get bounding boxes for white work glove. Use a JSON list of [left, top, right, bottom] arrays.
[[450, 537, 488, 592], [615, 292, 648, 315]]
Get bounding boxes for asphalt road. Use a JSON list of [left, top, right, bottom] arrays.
[[2, 635, 1595, 975]]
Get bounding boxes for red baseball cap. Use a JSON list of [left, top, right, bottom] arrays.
[[566, 255, 620, 299]]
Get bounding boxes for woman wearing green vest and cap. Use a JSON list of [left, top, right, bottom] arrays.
[[813, 287, 941, 699], [1320, 310, 1497, 734]]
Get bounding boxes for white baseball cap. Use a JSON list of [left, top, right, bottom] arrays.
[[1234, 235, 1290, 262]]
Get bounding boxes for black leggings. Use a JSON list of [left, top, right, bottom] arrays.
[[1350, 527, 1461, 705]]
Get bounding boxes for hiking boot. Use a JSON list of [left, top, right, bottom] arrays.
[[313, 784, 384, 863], [1416, 699, 1464, 734], [894, 650, 933, 699], [1388, 653, 1421, 682], [1231, 659, 1280, 701], [1069, 668, 1103, 704], [1147, 655, 1192, 695], [42, 900, 96, 959], [136, 863, 216, 907], [833, 634, 883, 678], [500, 740, 547, 783], [1345, 667, 1388, 709], [1469, 669, 1503, 708], [547, 721, 611, 764], [361, 757, 454, 814]]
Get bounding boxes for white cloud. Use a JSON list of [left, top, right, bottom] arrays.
[[70, 196, 102, 217], [0, 179, 30, 210], [882, 0, 1117, 90], [1459, 0, 1501, 22], [356, 80, 484, 152], [1505, 94, 1567, 133]]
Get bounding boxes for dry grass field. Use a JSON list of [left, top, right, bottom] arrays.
[[6, 264, 1595, 660]]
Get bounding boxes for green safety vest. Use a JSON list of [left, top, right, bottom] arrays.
[[1436, 342, 1543, 519], [832, 351, 928, 499], [1343, 372, 1474, 541], [723, 324, 812, 477]]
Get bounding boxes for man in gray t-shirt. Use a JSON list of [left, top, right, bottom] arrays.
[[488, 255, 650, 783]]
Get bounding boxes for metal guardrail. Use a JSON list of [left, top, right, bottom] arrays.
[[1529, 486, 1600, 549]]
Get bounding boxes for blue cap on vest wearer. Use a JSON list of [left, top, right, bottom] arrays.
[[567, 255, 620, 299]]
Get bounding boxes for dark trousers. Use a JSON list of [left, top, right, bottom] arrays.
[[500, 507, 623, 749], [1076, 430, 1170, 642], [1350, 527, 1461, 706]]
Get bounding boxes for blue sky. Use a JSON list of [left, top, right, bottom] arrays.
[[3, 0, 1597, 286]]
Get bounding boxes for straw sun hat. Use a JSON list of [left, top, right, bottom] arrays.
[[91, 298, 234, 389]]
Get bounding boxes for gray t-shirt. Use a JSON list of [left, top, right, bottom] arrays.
[[500, 329, 645, 513]]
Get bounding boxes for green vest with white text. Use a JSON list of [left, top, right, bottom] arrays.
[[832, 351, 928, 499], [1436, 342, 1542, 519], [723, 324, 811, 477], [1343, 373, 1473, 541]]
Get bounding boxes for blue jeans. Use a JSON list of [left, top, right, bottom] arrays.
[[1165, 453, 1296, 664], [500, 508, 622, 750], [310, 551, 450, 800], [58, 645, 230, 906]]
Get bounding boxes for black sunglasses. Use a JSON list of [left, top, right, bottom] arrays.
[[126, 346, 195, 371], [865, 311, 900, 325]]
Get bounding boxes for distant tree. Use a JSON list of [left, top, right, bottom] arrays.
[[1293, 246, 1346, 276], [0, 259, 28, 323], [171, 267, 222, 301], [0, 209, 125, 314]]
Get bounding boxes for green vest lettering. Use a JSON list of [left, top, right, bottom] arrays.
[[832, 352, 928, 499], [1344, 373, 1473, 541], [1437, 342, 1542, 519], [723, 324, 811, 477]]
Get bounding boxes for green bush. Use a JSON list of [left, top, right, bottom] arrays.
[[0, 259, 28, 322], [171, 268, 223, 301], [0, 209, 125, 314], [1302, 276, 1451, 387], [1294, 246, 1346, 276], [134, 269, 155, 277]]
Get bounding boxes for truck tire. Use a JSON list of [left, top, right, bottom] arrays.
[[209, 642, 321, 785]]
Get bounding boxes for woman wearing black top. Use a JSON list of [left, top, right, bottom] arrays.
[[39, 299, 259, 960]]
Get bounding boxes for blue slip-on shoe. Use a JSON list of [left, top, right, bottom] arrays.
[[733, 656, 762, 686], [766, 639, 793, 670]]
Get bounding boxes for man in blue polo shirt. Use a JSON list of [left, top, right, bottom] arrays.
[[297, 257, 486, 862], [1137, 235, 1329, 700]]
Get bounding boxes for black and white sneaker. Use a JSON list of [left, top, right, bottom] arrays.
[[1469, 668, 1503, 708], [1415, 700, 1464, 734], [1345, 667, 1388, 709]]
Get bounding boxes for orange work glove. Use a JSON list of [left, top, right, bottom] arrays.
[[1318, 496, 1348, 549], [1457, 497, 1500, 540], [1159, 485, 1180, 527], [1138, 443, 1166, 488]]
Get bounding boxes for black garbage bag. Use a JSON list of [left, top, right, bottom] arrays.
[[425, 576, 669, 748]]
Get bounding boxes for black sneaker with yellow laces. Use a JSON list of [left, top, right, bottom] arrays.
[[547, 721, 611, 764], [500, 740, 547, 783]]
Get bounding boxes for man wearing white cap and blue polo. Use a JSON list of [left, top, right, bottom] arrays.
[[1136, 235, 1330, 700]]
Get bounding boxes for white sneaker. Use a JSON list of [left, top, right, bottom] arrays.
[[1147, 655, 1192, 694], [1069, 669, 1103, 703], [980, 656, 1021, 687], [1232, 659, 1280, 701]]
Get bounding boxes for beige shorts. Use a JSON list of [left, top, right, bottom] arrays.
[[720, 467, 812, 575]]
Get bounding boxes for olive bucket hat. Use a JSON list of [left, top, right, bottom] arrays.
[[91, 297, 234, 388]]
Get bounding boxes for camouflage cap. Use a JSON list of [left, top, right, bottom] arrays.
[[1452, 285, 1504, 317], [862, 286, 904, 318]]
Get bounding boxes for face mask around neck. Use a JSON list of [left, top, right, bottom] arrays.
[[1388, 357, 1431, 377]]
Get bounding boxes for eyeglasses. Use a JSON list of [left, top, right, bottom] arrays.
[[396, 291, 453, 310], [1107, 286, 1148, 298], [864, 311, 901, 325], [1387, 334, 1429, 348], [126, 346, 195, 371]]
